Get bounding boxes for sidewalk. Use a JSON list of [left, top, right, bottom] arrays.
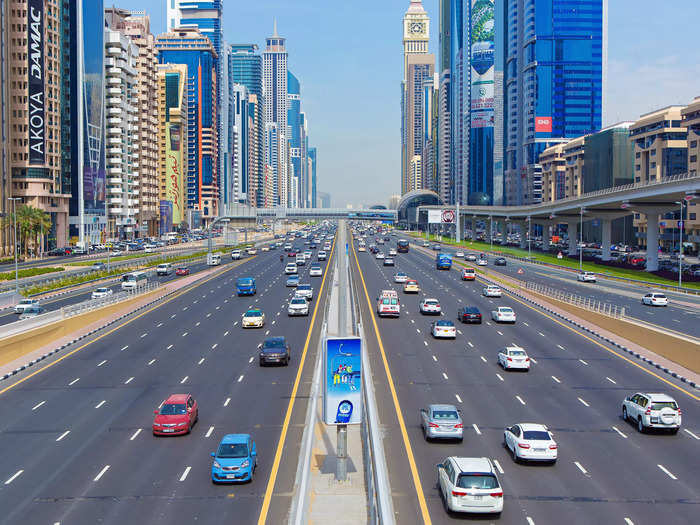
[[0, 263, 228, 380]]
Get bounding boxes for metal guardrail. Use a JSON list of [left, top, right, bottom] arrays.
[[523, 281, 625, 318], [1, 282, 161, 339]]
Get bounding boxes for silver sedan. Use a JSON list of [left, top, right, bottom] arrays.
[[420, 404, 463, 441]]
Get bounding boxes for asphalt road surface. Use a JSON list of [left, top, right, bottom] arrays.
[[352, 237, 700, 525]]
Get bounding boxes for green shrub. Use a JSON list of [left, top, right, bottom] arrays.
[[0, 266, 64, 281]]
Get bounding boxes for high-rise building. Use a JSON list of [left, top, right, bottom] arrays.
[[308, 147, 317, 208], [263, 22, 289, 206], [156, 27, 219, 224], [70, 0, 107, 246], [104, 12, 140, 240], [247, 93, 263, 207], [1, 0, 10, 254], [449, 0, 465, 204], [288, 71, 303, 208], [264, 122, 279, 204], [401, 1, 434, 195], [230, 83, 250, 204], [318, 191, 331, 209], [436, 0, 452, 204], [503, 0, 607, 205], [7, 0, 72, 251], [156, 63, 188, 233]]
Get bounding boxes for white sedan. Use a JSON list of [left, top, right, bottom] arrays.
[[641, 292, 668, 306], [419, 298, 442, 315], [577, 271, 596, 282], [91, 287, 114, 300], [504, 423, 557, 464], [455, 251, 465, 258], [498, 345, 530, 370], [483, 285, 502, 297], [476, 258, 488, 266], [388, 249, 397, 256], [431, 320, 456, 338], [492, 306, 516, 323], [394, 272, 408, 283], [375, 252, 385, 259]]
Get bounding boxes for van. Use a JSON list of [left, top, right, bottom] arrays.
[[207, 253, 222, 266], [376, 290, 400, 317], [156, 263, 173, 276], [122, 271, 148, 291]]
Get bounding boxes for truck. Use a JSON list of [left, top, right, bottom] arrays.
[[436, 254, 452, 270], [207, 252, 221, 266], [236, 277, 256, 296]]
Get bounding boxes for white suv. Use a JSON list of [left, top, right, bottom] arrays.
[[285, 263, 298, 275], [622, 393, 681, 434], [641, 292, 668, 306], [577, 271, 596, 282], [437, 457, 503, 515]]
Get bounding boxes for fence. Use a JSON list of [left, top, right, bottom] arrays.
[[1, 281, 161, 340], [523, 281, 625, 318]]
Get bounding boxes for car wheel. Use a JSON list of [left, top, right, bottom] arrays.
[[670, 428, 679, 435], [622, 406, 628, 422], [637, 417, 645, 433], [512, 445, 519, 463]]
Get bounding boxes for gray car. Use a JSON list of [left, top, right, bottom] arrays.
[[420, 404, 463, 441]]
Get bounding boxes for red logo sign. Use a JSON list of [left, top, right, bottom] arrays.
[[441, 210, 456, 224], [535, 116, 552, 133]]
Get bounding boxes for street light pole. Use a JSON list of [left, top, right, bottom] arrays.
[[677, 200, 684, 288], [579, 208, 584, 271], [527, 216, 532, 260], [8, 198, 20, 294]]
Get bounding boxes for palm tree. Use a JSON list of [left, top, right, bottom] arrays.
[[32, 208, 52, 258], [15, 205, 35, 258]]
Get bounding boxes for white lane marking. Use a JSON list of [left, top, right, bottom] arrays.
[[472, 423, 481, 435], [183, 307, 189, 311], [212, 343, 218, 350], [432, 355, 437, 361], [56, 430, 70, 442], [205, 314, 211, 319], [68, 378, 80, 386], [530, 357, 538, 364], [147, 359, 156, 366], [605, 376, 616, 384], [167, 344, 173, 350], [121, 345, 129, 351], [237, 375, 244, 383], [233, 321, 238, 326], [124, 377, 134, 385], [496, 373, 504, 382], [182, 332, 188, 337], [612, 426, 627, 439], [140, 333, 147, 339], [129, 429, 142, 441], [205, 426, 215, 438], [515, 395, 526, 405], [457, 329, 463, 335], [93, 465, 110, 482], [480, 356, 487, 363], [223, 331, 229, 337], [574, 461, 588, 475], [551, 376, 561, 384], [557, 344, 565, 350], [492, 459, 504, 474], [272, 320, 276, 325], [526, 518, 535, 525], [198, 358, 205, 365], [97, 360, 107, 367], [424, 341, 429, 347], [157, 322, 163, 327], [195, 322, 201, 327], [624, 519, 635, 525], [416, 328, 421, 334], [179, 466, 191, 482], [265, 330, 270, 335], [95, 400, 106, 409], [410, 319, 415, 324], [579, 359, 588, 365], [657, 464, 677, 480], [578, 397, 590, 407], [497, 330, 503, 336], [180, 376, 188, 384], [455, 394, 462, 403], [4, 470, 24, 485], [249, 356, 254, 363], [171, 314, 176, 319], [467, 341, 474, 348], [32, 401, 45, 411], [442, 372, 448, 380], [522, 322, 529, 327], [538, 331, 545, 337], [683, 429, 700, 440], [224, 397, 231, 407]]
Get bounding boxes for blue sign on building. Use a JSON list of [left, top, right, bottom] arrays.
[[323, 337, 362, 425]]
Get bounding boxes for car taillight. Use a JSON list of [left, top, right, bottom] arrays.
[[518, 443, 530, 449], [645, 408, 651, 415], [525, 357, 530, 362], [489, 491, 503, 498], [428, 422, 439, 428], [451, 490, 467, 497], [549, 444, 558, 449], [454, 423, 463, 429], [436, 304, 440, 308], [507, 357, 512, 361]]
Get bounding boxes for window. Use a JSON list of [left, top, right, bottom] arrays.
[[691, 156, 697, 163], [690, 213, 697, 220], [691, 140, 697, 148]]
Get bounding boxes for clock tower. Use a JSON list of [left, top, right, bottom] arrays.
[[403, 0, 430, 79]]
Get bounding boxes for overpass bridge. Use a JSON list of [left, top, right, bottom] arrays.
[[219, 205, 397, 222], [414, 173, 700, 272]]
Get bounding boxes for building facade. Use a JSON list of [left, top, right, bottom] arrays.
[[287, 71, 304, 208], [156, 27, 219, 224], [1, 0, 10, 254], [308, 147, 317, 208]]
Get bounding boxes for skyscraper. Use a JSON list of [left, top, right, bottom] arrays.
[[288, 71, 303, 208], [156, 27, 219, 224], [308, 147, 317, 208], [401, 1, 434, 195], [0, 0, 8, 254], [503, 0, 606, 205], [437, 0, 452, 204], [263, 22, 289, 206], [230, 83, 250, 204]]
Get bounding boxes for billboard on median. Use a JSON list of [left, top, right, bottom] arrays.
[[323, 337, 362, 425]]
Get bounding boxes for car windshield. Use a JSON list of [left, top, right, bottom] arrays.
[[653, 294, 666, 299], [238, 279, 253, 285], [651, 402, 677, 410], [95, 288, 108, 293], [298, 285, 310, 290], [425, 300, 438, 305], [19, 300, 33, 305], [263, 338, 285, 348], [246, 310, 262, 317], [160, 403, 186, 415], [432, 410, 458, 420], [217, 443, 249, 458], [456, 474, 499, 490], [291, 299, 306, 305], [523, 430, 550, 440]]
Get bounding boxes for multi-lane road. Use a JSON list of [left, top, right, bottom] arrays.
[[352, 235, 699, 524], [0, 246, 332, 524]]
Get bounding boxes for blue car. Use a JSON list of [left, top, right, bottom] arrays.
[[211, 434, 257, 483], [286, 275, 300, 287]]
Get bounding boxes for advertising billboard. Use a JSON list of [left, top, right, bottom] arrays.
[[27, 0, 45, 165], [159, 200, 173, 235], [535, 116, 552, 133], [323, 337, 362, 425], [166, 123, 184, 225], [470, 0, 495, 130], [428, 209, 456, 224]]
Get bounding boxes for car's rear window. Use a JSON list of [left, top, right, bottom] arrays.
[[509, 350, 525, 356], [651, 402, 677, 410], [522, 430, 550, 440], [432, 410, 458, 420], [436, 320, 453, 326], [456, 474, 499, 490]]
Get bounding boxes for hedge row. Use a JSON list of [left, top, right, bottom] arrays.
[[0, 266, 65, 281]]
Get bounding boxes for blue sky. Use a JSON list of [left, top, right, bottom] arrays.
[[118, 0, 699, 207]]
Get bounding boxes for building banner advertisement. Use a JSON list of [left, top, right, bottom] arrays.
[[428, 209, 443, 224], [159, 201, 173, 235], [166, 124, 184, 225], [27, 0, 45, 165], [323, 337, 362, 425], [470, 0, 495, 130], [535, 116, 552, 133]]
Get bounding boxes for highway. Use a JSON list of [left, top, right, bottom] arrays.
[[398, 235, 700, 340], [0, 244, 332, 525], [352, 235, 700, 525]]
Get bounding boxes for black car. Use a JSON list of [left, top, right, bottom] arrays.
[[494, 257, 507, 266], [259, 336, 290, 366], [457, 306, 482, 324]]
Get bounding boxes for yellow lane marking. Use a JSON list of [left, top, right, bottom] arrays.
[[0, 257, 252, 397], [257, 237, 336, 525], [351, 238, 432, 525], [415, 245, 700, 402]]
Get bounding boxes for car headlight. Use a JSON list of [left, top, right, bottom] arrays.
[[240, 459, 250, 469], [213, 461, 221, 469], [153, 423, 161, 427], [177, 422, 187, 427]]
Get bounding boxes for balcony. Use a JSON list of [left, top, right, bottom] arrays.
[[108, 177, 123, 185], [109, 197, 123, 204], [109, 207, 124, 214], [131, 152, 139, 159], [107, 46, 121, 55], [108, 187, 123, 195], [107, 67, 122, 76], [107, 97, 121, 105], [128, 199, 139, 206], [131, 171, 139, 178], [109, 167, 122, 175], [107, 107, 121, 116], [108, 117, 122, 125], [107, 127, 121, 135], [108, 137, 121, 145], [107, 87, 121, 96], [108, 147, 121, 155]]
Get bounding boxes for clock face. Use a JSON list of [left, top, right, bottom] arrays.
[[410, 22, 424, 34]]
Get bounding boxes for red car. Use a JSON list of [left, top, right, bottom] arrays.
[[288, 251, 297, 257], [175, 266, 190, 276], [152, 394, 198, 436]]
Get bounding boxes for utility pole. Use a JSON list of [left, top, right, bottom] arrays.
[[8, 198, 20, 294]]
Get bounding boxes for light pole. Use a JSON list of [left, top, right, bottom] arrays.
[[489, 216, 493, 251], [527, 216, 532, 259], [8, 198, 20, 294], [675, 200, 684, 288], [579, 208, 585, 271]]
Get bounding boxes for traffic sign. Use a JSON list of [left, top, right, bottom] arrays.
[[517, 268, 524, 275], [557, 251, 563, 259]]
